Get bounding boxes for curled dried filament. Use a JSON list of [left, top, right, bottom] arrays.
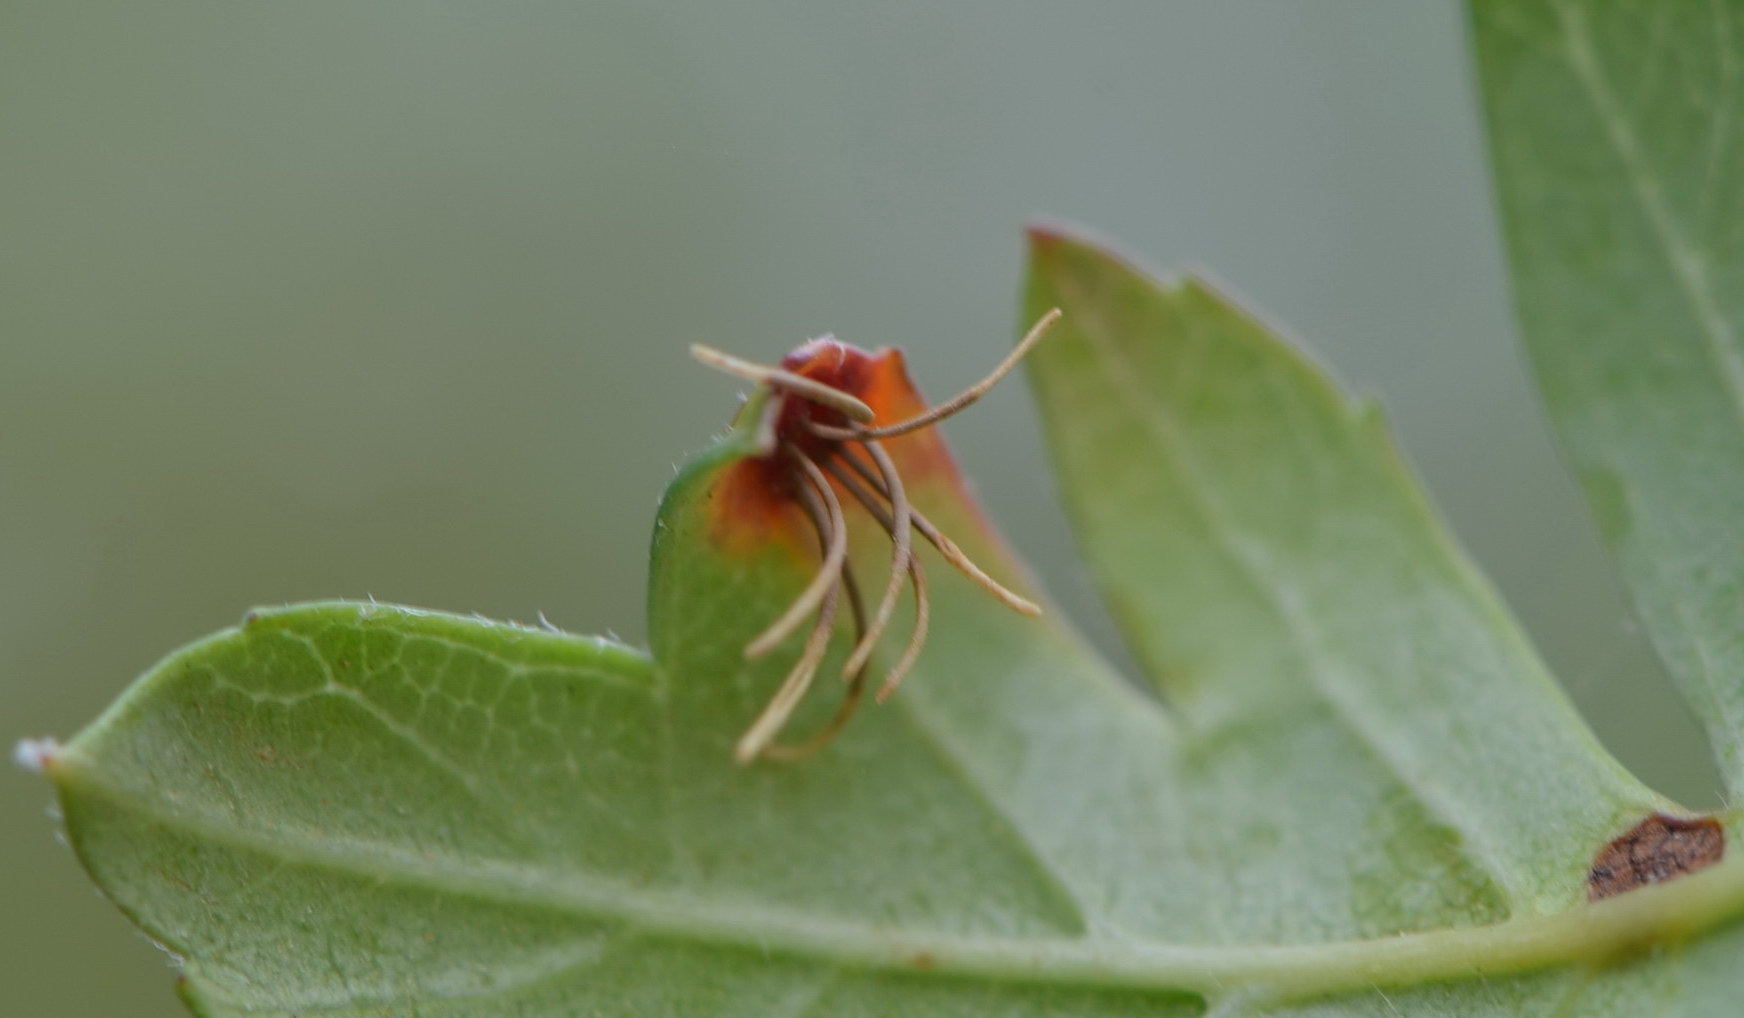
[[758, 464, 872, 762], [840, 438, 913, 681], [691, 344, 876, 423], [806, 307, 1061, 442], [818, 452, 932, 702], [829, 446, 1040, 618], [732, 450, 852, 763]]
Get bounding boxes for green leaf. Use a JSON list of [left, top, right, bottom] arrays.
[[1023, 229, 1666, 920], [39, 228, 1744, 1015], [1470, 0, 1744, 791]]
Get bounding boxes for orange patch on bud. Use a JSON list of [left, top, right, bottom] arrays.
[[706, 451, 813, 556]]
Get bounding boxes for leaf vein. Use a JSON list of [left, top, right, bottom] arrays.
[[57, 762, 1744, 1003]]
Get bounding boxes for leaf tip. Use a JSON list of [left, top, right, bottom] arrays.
[[1025, 220, 1109, 264], [1025, 221, 1069, 252], [1025, 221, 1188, 308]]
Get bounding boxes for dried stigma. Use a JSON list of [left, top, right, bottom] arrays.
[[692, 308, 1060, 764]]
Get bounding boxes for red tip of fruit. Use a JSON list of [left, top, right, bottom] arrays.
[[707, 340, 962, 554]]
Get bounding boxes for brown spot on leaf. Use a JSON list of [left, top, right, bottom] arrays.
[[908, 951, 936, 971], [1587, 813, 1724, 901]]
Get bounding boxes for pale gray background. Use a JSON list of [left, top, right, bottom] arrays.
[[1, 2, 1712, 1014]]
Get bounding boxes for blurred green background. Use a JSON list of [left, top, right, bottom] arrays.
[[2, 1, 1718, 1013]]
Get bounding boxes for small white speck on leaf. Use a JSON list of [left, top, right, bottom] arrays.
[[14, 736, 62, 774]]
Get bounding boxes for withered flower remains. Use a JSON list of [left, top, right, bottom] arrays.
[[692, 309, 1060, 763]]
